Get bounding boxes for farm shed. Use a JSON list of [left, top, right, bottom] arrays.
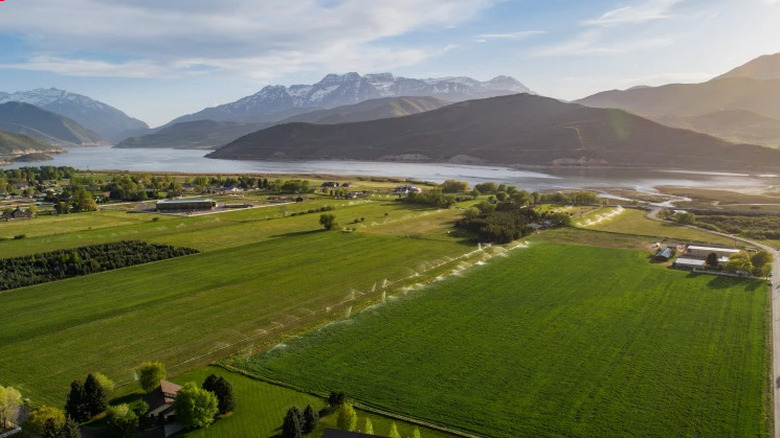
[[156, 198, 216, 212], [654, 247, 674, 261], [685, 245, 740, 258], [673, 257, 706, 270]]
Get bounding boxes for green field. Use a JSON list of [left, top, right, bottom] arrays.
[[235, 242, 770, 437], [0, 200, 477, 406], [169, 366, 456, 438], [583, 207, 737, 246]]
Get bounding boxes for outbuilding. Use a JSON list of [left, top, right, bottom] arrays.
[[673, 257, 707, 270], [156, 199, 216, 212], [685, 245, 740, 259]]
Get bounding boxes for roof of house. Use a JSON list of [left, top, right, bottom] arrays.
[[143, 380, 182, 413], [686, 245, 740, 254], [156, 198, 215, 205], [673, 257, 707, 267], [655, 248, 673, 259], [322, 429, 378, 438]]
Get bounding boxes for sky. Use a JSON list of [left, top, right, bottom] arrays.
[[0, 0, 779, 127]]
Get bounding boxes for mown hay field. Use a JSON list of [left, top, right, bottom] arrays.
[[237, 242, 770, 437]]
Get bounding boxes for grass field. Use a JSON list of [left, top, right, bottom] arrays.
[[169, 366, 456, 438], [0, 200, 477, 406], [235, 242, 770, 437], [584, 208, 737, 246]]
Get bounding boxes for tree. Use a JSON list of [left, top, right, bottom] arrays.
[[474, 182, 498, 194], [328, 391, 347, 408], [175, 382, 218, 430], [413, 426, 422, 438], [72, 186, 97, 212], [84, 373, 107, 416], [24, 407, 65, 438], [706, 252, 719, 268], [388, 422, 401, 438], [672, 211, 696, 225], [138, 361, 166, 393], [202, 374, 236, 414], [60, 416, 81, 438], [281, 406, 303, 438], [752, 250, 773, 272], [440, 179, 469, 193], [724, 251, 754, 274], [105, 404, 139, 438], [302, 405, 319, 434], [91, 372, 114, 395], [336, 403, 357, 432], [0, 385, 22, 429], [64, 380, 89, 423], [319, 213, 337, 230], [363, 418, 374, 435]]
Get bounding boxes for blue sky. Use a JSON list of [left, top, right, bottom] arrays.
[[0, 0, 778, 127]]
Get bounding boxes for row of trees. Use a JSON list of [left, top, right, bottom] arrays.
[[0, 240, 199, 291], [457, 201, 571, 243], [722, 250, 773, 276]]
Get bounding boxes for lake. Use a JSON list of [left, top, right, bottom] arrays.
[[4, 146, 778, 193]]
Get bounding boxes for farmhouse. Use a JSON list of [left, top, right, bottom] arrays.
[[144, 380, 181, 424], [156, 199, 216, 212], [393, 185, 422, 195], [2, 207, 35, 221]]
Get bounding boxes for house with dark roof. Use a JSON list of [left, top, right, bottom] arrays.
[[1, 207, 35, 221], [322, 429, 378, 438], [144, 380, 182, 424]]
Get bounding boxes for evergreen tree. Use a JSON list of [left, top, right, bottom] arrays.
[[388, 422, 401, 438], [40, 418, 60, 438], [336, 403, 357, 432], [84, 373, 107, 416], [364, 418, 374, 435], [64, 381, 89, 423], [281, 406, 303, 438], [302, 405, 319, 434], [202, 374, 236, 414], [60, 417, 81, 438], [327, 391, 347, 408]]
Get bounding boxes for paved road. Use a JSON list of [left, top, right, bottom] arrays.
[[647, 208, 779, 437]]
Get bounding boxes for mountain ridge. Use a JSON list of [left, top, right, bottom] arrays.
[[169, 72, 529, 125], [0, 88, 149, 143], [207, 93, 780, 172], [0, 102, 108, 146]]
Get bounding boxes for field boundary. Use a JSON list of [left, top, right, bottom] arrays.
[[217, 363, 484, 438]]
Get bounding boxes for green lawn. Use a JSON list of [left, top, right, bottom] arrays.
[[235, 242, 770, 437], [0, 208, 475, 406], [170, 366, 456, 438]]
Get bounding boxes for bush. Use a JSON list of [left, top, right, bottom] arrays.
[[13, 234, 25, 240], [105, 404, 139, 438]]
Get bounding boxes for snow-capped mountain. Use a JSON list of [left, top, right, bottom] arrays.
[[169, 72, 531, 125], [0, 88, 148, 143]]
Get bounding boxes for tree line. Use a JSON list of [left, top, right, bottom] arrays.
[[0, 240, 199, 291], [457, 200, 571, 243]]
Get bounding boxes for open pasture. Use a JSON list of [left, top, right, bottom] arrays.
[[0, 203, 475, 405], [236, 242, 770, 437]]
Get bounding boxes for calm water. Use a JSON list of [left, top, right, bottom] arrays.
[[4, 146, 779, 192]]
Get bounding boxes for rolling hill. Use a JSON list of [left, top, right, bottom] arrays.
[[0, 102, 108, 146], [0, 129, 63, 156], [207, 93, 780, 171], [115, 96, 451, 149], [577, 53, 780, 147]]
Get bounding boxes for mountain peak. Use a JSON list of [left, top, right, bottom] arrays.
[[715, 52, 780, 81], [169, 72, 532, 125]]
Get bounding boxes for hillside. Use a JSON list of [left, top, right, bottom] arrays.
[[170, 72, 526, 125], [0, 102, 108, 146], [577, 53, 780, 147], [208, 93, 780, 171], [0, 88, 149, 143], [0, 129, 63, 155], [116, 96, 450, 149]]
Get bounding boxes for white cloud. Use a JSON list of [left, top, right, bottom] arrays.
[[533, 30, 673, 57], [475, 30, 545, 43], [0, 0, 496, 78], [582, 0, 685, 26]]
